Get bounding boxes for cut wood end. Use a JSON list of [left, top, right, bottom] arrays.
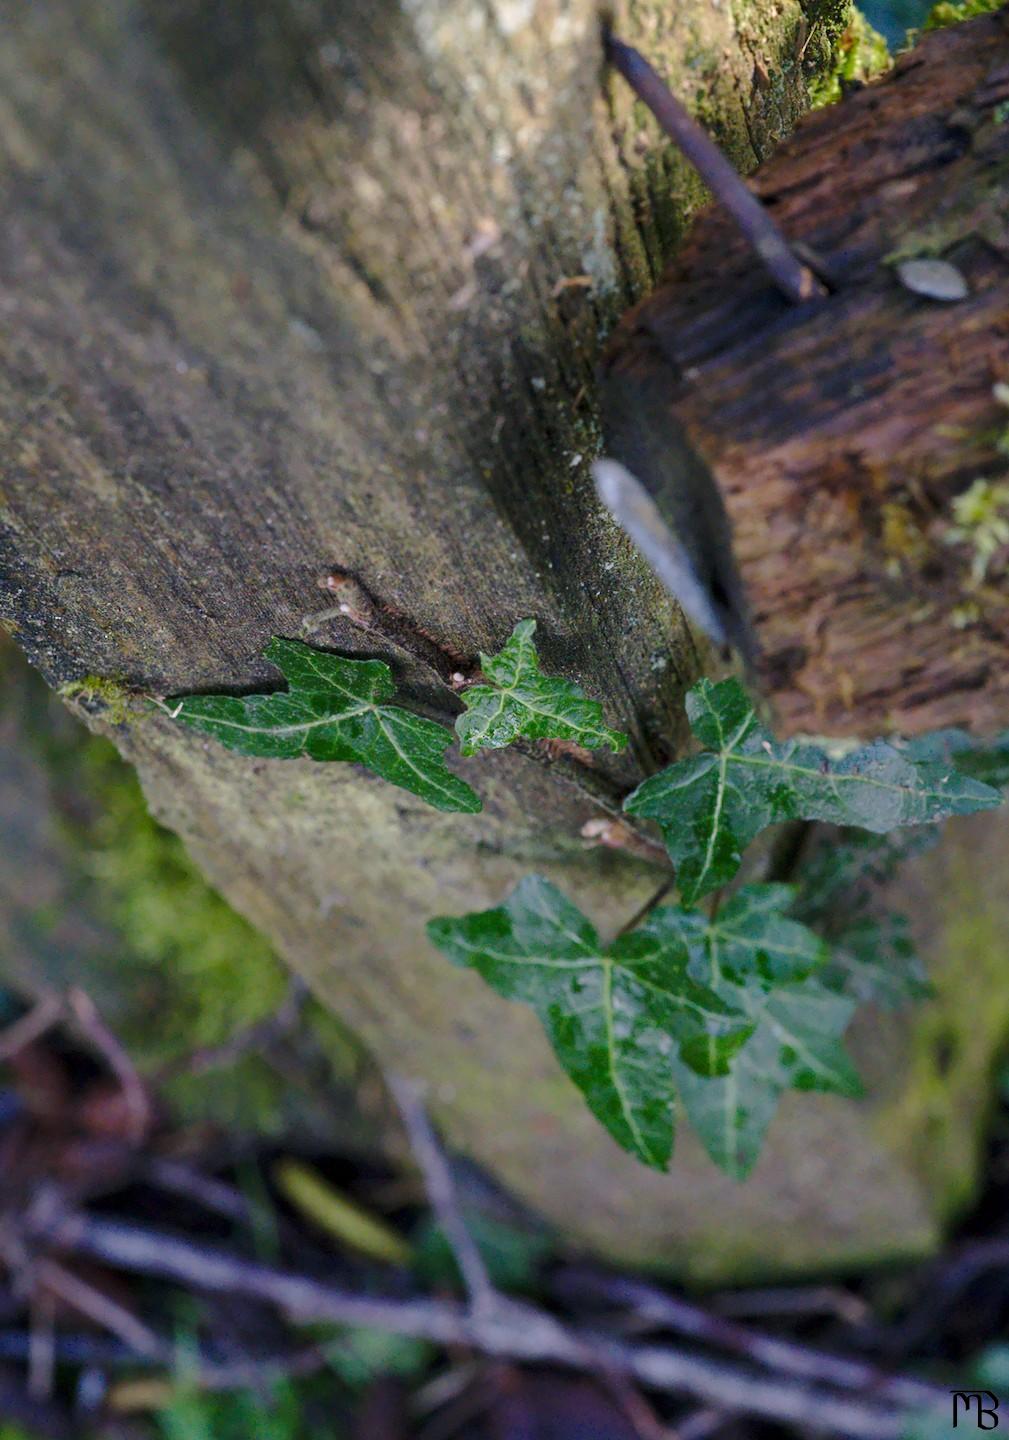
[[601, 10, 1009, 740]]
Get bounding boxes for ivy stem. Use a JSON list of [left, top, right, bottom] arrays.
[[611, 877, 676, 941]]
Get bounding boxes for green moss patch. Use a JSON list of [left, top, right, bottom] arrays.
[[809, 6, 891, 108], [1, 641, 359, 1138]]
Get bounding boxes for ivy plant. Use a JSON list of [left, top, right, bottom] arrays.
[[160, 621, 1006, 1180], [428, 876, 862, 1177], [428, 669, 1001, 1177], [455, 618, 627, 756], [162, 625, 627, 811], [428, 874, 755, 1170], [791, 828, 936, 1010], [161, 637, 482, 814], [623, 677, 999, 904]]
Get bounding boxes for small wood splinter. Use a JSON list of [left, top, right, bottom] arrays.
[[605, 35, 825, 305]]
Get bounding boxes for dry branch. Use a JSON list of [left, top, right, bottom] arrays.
[[30, 1209, 945, 1438]]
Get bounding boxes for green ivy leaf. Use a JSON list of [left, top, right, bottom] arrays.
[[166, 638, 482, 814], [789, 829, 934, 1011], [958, 740, 1009, 792], [427, 878, 841, 1176], [823, 912, 933, 1010], [673, 981, 862, 1180], [674, 884, 828, 995], [792, 827, 939, 921], [666, 884, 861, 1178], [455, 620, 627, 756], [427, 875, 749, 1171], [624, 678, 1001, 904], [900, 727, 1009, 792]]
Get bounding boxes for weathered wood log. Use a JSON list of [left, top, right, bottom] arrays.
[[1, 1, 1008, 1280], [603, 9, 1009, 737]]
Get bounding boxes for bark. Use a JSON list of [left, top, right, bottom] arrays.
[[603, 10, 1009, 737], [1, 0, 1006, 1277]]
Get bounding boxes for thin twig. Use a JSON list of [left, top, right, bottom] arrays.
[[28, 1291, 55, 1401], [156, 976, 310, 1082], [110, 1342, 333, 1400], [387, 1075, 496, 1317], [66, 989, 151, 1143], [33, 1210, 941, 1438], [710, 1284, 868, 1326], [0, 1331, 153, 1368], [0, 995, 64, 1065], [35, 1258, 162, 1359], [0, 1326, 329, 1393], [605, 36, 825, 305], [36, 1209, 537, 1349], [415, 1378, 492, 1440], [602, 1368, 675, 1440], [141, 1157, 253, 1224], [611, 879, 676, 942], [883, 1238, 1009, 1359], [554, 1270, 941, 1411], [674, 1410, 727, 1440], [412, 1362, 481, 1418]]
